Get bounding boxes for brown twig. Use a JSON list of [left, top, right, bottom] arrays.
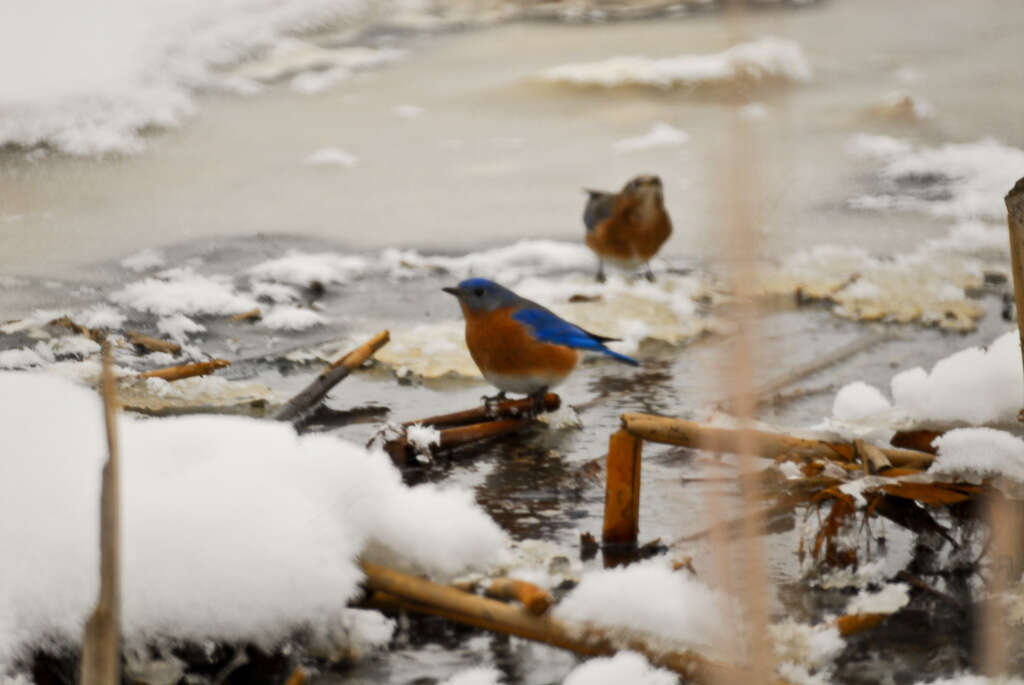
[[126, 331, 181, 356], [230, 308, 262, 322], [485, 578, 554, 615], [139, 359, 231, 381], [403, 394, 560, 429], [274, 331, 390, 422], [80, 343, 122, 685], [1006, 177, 1024, 422]]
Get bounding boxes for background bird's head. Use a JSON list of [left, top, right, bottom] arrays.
[[443, 278, 521, 313], [622, 174, 663, 202]]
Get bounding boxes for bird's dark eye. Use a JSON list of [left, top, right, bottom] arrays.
[[473, 288, 484, 297]]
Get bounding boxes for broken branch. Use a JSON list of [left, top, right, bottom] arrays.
[[139, 359, 230, 382], [485, 578, 554, 615]]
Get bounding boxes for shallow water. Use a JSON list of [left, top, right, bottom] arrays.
[[4, 0, 1024, 682]]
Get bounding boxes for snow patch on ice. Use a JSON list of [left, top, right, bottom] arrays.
[[562, 651, 678, 685], [157, 313, 205, 342], [249, 252, 369, 286], [407, 423, 441, 453], [554, 558, 740, 656], [121, 248, 166, 272], [612, 122, 689, 153], [440, 667, 504, 685], [261, 305, 327, 331], [845, 583, 910, 615], [540, 37, 811, 89], [0, 349, 47, 370], [111, 269, 259, 317], [78, 306, 127, 330], [770, 621, 844, 685], [931, 428, 1024, 483], [0, 372, 504, 672], [832, 381, 892, 422]]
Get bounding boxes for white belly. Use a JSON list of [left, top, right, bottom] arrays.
[[482, 370, 570, 395]]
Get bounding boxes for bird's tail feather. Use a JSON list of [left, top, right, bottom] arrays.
[[601, 346, 640, 366]]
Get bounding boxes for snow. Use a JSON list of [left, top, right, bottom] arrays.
[[844, 583, 910, 615], [0, 348, 46, 370], [891, 331, 1022, 425], [553, 559, 740, 655], [0, 0, 387, 155], [305, 147, 359, 167], [111, 268, 259, 317], [770, 621, 844, 685], [931, 428, 1024, 483], [440, 667, 504, 685], [250, 281, 302, 303], [612, 122, 689, 153], [121, 248, 166, 272], [831, 381, 892, 422], [394, 104, 424, 119], [0, 372, 505, 673], [78, 306, 126, 330], [260, 305, 327, 330], [157, 313, 205, 342], [848, 135, 1024, 221], [407, 423, 441, 453], [540, 37, 811, 89], [914, 677, 1024, 685], [562, 652, 678, 685], [249, 251, 369, 286]]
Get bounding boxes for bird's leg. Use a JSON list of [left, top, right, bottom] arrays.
[[528, 387, 549, 418], [596, 260, 606, 284], [644, 262, 656, 282], [481, 391, 507, 417]]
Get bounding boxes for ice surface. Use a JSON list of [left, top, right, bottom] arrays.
[[931, 428, 1024, 483], [540, 37, 811, 88], [612, 122, 689, 153], [305, 147, 360, 167], [0, 0, 387, 155], [0, 372, 504, 673], [394, 104, 424, 119], [121, 248, 166, 272], [844, 583, 910, 615], [848, 135, 1024, 221], [553, 558, 740, 656], [562, 651, 678, 685], [440, 667, 504, 685]]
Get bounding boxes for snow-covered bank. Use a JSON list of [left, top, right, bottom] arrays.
[[0, 372, 504, 675]]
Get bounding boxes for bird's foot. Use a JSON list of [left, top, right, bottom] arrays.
[[596, 262, 607, 284], [481, 391, 507, 418], [527, 388, 549, 419]]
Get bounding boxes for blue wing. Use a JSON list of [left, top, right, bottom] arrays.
[[512, 306, 639, 366]]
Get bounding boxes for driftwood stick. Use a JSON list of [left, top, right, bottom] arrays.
[[485, 578, 554, 615], [719, 331, 892, 412], [126, 331, 181, 356], [359, 562, 750, 685], [274, 331, 390, 422], [602, 429, 643, 546], [139, 359, 230, 382], [620, 414, 935, 468], [404, 393, 560, 429], [80, 344, 122, 685], [1005, 177, 1024, 421]]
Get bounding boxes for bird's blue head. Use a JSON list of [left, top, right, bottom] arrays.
[[442, 278, 521, 312]]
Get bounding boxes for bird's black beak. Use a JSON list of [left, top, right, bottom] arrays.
[[441, 286, 461, 297]]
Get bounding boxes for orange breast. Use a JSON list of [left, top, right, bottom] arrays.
[[586, 197, 672, 262], [462, 305, 580, 387]]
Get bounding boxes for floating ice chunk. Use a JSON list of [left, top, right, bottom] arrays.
[[249, 252, 370, 287], [845, 583, 910, 615], [931, 428, 1024, 483], [305, 147, 359, 167], [554, 558, 740, 655], [612, 122, 689, 153], [890, 331, 1023, 425], [540, 37, 811, 88], [831, 381, 892, 422], [157, 313, 205, 342], [111, 269, 258, 317], [261, 305, 327, 331], [121, 248, 166, 272], [394, 104, 424, 119], [440, 667, 504, 685], [0, 372, 504, 672], [0, 348, 47, 369], [563, 651, 677, 685]]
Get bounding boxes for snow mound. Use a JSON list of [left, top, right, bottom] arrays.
[[540, 37, 811, 89], [0, 372, 504, 673], [563, 651, 678, 685], [848, 135, 1024, 221], [440, 667, 504, 685], [111, 268, 259, 317], [831, 381, 892, 422], [931, 428, 1024, 483], [261, 305, 327, 331], [554, 559, 740, 656], [248, 252, 370, 286]]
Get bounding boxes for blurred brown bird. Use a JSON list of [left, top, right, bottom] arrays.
[[583, 174, 672, 282]]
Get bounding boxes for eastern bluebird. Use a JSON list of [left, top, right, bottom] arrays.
[[442, 278, 638, 407], [583, 174, 672, 283]]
